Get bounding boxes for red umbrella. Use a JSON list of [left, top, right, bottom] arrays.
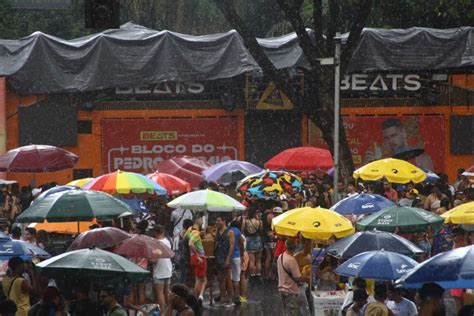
[[67, 227, 131, 251], [0, 145, 78, 172], [154, 156, 212, 188], [113, 234, 174, 260], [264, 146, 333, 172], [146, 172, 191, 195]]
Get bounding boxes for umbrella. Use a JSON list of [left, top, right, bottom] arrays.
[[16, 189, 135, 223], [146, 172, 191, 195], [397, 245, 474, 289], [0, 180, 17, 185], [356, 205, 444, 234], [82, 170, 166, 195], [35, 248, 150, 282], [29, 221, 97, 235], [202, 160, 262, 184], [441, 201, 474, 225], [68, 227, 131, 251], [271, 207, 355, 240], [335, 250, 418, 280], [392, 148, 424, 160], [353, 158, 427, 184], [113, 234, 174, 260], [154, 156, 211, 188], [422, 168, 440, 183], [264, 146, 333, 171], [0, 232, 10, 241], [0, 145, 78, 172], [0, 239, 51, 260], [236, 170, 303, 200], [330, 193, 396, 215], [67, 178, 94, 187], [461, 166, 474, 177], [33, 185, 76, 204], [326, 230, 424, 260], [118, 196, 148, 213], [167, 189, 246, 212]]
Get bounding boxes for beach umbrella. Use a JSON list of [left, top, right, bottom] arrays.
[[335, 250, 418, 280], [353, 158, 426, 184], [35, 248, 150, 282], [154, 156, 211, 188], [461, 166, 474, 177], [0, 239, 51, 260], [82, 170, 166, 196], [113, 234, 174, 260], [202, 160, 262, 184], [441, 201, 474, 225], [167, 189, 246, 212], [330, 193, 396, 215], [68, 227, 131, 251], [422, 168, 440, 183], [397, 245, 474, 289], [0, 145, 78, 172], [326, 230, 424, 260], [67, 178, 94, 187], [236, 170, 303, 200], [33, 186, 76, 204], [356, 205, 444, 234], [146, 172, 191, 195], [264, 146, 333, 172], [29, 221, 97, 235], [271, 207, 355, 240], [16, 189, 135, 223]]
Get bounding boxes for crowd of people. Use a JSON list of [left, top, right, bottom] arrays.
[[0, 166, 472, 316]]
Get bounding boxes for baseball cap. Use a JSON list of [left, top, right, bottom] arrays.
[[409, 189, 419, 195], [273, 207, 283, 213]]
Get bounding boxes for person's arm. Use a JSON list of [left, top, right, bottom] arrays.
[[289, 256, 302, 282], [188, 232, 203, 263], [226, 230, 234, 268], [423, 195, 431, 210]]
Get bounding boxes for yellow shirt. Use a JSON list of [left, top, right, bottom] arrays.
[[2, 276, 30, 316]]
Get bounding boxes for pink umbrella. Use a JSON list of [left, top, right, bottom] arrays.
[[113, 234, 174, 260], [68, 227, 131, 251], [154, 156, 212, 188]]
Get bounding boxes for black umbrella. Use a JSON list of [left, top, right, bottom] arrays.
[[326, 230, 424, 260], [392, 148, 424, 161]]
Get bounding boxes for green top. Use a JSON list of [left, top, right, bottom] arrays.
[[185, 228, 205, 256], [108, 304, 127, 316]]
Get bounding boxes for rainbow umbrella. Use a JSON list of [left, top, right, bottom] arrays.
[[83, 170, 166, 195], [67, 178, 94, 187], [236, 170, 302, 199]]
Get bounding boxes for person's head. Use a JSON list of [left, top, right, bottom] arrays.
[[294, 191, 305, 202], [169, 284, 201, 315], [248, 206, 258, 219], [153, 224, 166, 238], [208, 182, 218, 191], [452, 227, 465, 243], [353, 277, 367, 290], [8, 257, 25, 275], [457, 168, 465, 179], [89, 224, 100, 230], [194, 213, 204, 228], [73, 282, 90, 299], [24, 227, 36, 242], [100, 285, 118, 307], [309, 182, 317, 192], [199, 181, 208, 190], [215, 215, 228, 229], [42, 286, 61, 306], [383, 180, 392, 191], [183, 219, 193, 231], [439, 198, 450, 209], [417, 282, 444, 303], [347, 183, 356, 193], [11, 226, 21, 240], [36, 230, 49, 244], [373, 283, 388, 302], [353, 289, 369, 306], [408, 188, 419, 199], [382, 118, 406, 152], [285, 238, 297, 253], [217, 185, 226, 194], [387, 284, 403, 302]]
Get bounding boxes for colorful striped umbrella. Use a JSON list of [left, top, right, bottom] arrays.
[[83, 170, 166, 195], [146, 172, 191, 195], [67, 178, 94, 187]]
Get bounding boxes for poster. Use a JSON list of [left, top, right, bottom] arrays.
[[308, 115, 445, 172], [102, 117, 240, 174]]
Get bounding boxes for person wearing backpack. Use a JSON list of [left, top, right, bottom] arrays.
[[214, 215, 235, 308], [2, 257, 34, 316]]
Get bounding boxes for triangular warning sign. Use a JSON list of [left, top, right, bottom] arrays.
[[256, 81, 294, 110]]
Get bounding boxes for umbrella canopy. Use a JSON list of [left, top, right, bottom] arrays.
[[16, 189, 135, 223], [154, 156, 211, 188], [335, 250, 418, 280], [202, 160, 262, 184], [236, 170, 303, 200], [353, 158, 427, 184], [113, 234, 175, 260], [397, 245, 474, 289], [422, 168, 440, 183], [0, 239, 51, 260], [82, 170, 166, 195], [33, 185, 76, 204], [264, 146, 333, 171], [0, 145, 78, 172], [441, 201, 474, 225], [330, 193, 396, 215], [356, 205, 444, 234], [461, 166, 474, 177], [271, 207, 355, 240], [68, 227, 131, 251], [29, 221, 97, 235], [146, 172, 191, 195], [326, 230, 424, 260], [35, 248, 150, 282], [67, 178, 94, 187], [167, 189, 246, 212]]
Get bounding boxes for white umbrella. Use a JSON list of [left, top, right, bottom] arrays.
[[167, 189, 246, 212]]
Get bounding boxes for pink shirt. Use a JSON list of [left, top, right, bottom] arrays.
[[277, 252, 301, 294]]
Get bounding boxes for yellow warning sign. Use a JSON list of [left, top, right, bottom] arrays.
[[256, 82, 294, 110]]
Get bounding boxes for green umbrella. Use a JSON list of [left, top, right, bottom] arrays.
[[35, 248, 150, 283], [16, 189, 135, 223], [356, 205, 444, 234], [167, 189, 246, 212]]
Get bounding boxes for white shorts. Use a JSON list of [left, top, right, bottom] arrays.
[[231, 257, 241, 282]]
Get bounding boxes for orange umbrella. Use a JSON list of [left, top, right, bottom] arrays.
[[29, 220, 98, 235]]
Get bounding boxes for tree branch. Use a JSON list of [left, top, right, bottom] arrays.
[[326, 0, 338, 57], [340, 0, 372, 73], [313, 0, 323, 57]]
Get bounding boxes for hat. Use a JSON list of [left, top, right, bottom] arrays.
[[409, 189, 419, 195], [273, 207, 283, 214]]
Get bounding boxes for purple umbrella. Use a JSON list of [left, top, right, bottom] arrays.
[[202, 160, 262, 184]]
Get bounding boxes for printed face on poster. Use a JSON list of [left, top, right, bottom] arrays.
[[102, 117, 240, 174], [308, 115, 445, 172]]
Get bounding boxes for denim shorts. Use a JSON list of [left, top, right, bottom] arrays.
[[246, 235, 263, 252]]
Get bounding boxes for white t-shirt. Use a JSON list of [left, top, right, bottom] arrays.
[[386, 297, 418, 316], [152, 239, 173, 279]]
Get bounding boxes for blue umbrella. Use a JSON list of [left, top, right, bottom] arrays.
[[422, 168, 440, 183], [33, 185, 76, 204], [203, 160, 262, 184], [335, 250, 418, 280], [0, 239, 51, 260], [397, 245, 474, 289], [330, 193, 396, 215], [118, 196, 149, 213], [0, 231, 11, 241]]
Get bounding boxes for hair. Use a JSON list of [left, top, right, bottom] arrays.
[[285, 239, 297, 252], [230, 219, 239, 228], [247, 206, 258, 219], [182, 219, 193, 230], [25, 227, 36, 237], [208, 182, 218, 191], [198, 181, 208, 190], [171, 284, 202, 316], [102, 284, 117, 298], [42, 286, 60, 303], [387, 284, 402, 295], [216, 214, 228, 224], [382, 118, 403, 130], [374, 283, 388, 301], [353, 289, 369, 303], [8, 256, 24, 271], [11, 226, 22, 239], [153, 224, 166, 236], [418, 282, 444, 301], [353, 277, 367, 290], [37, 230, 49, 244], [439, 198, 450, 209], [135, 220, 148, 234]]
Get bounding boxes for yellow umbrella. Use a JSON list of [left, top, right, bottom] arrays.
[[29, 220, 97, 235], [441, 202, 474, 224], [353, 158, 426, 183], [67, 178, 94, 187], [271, 207, 355, 240]]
